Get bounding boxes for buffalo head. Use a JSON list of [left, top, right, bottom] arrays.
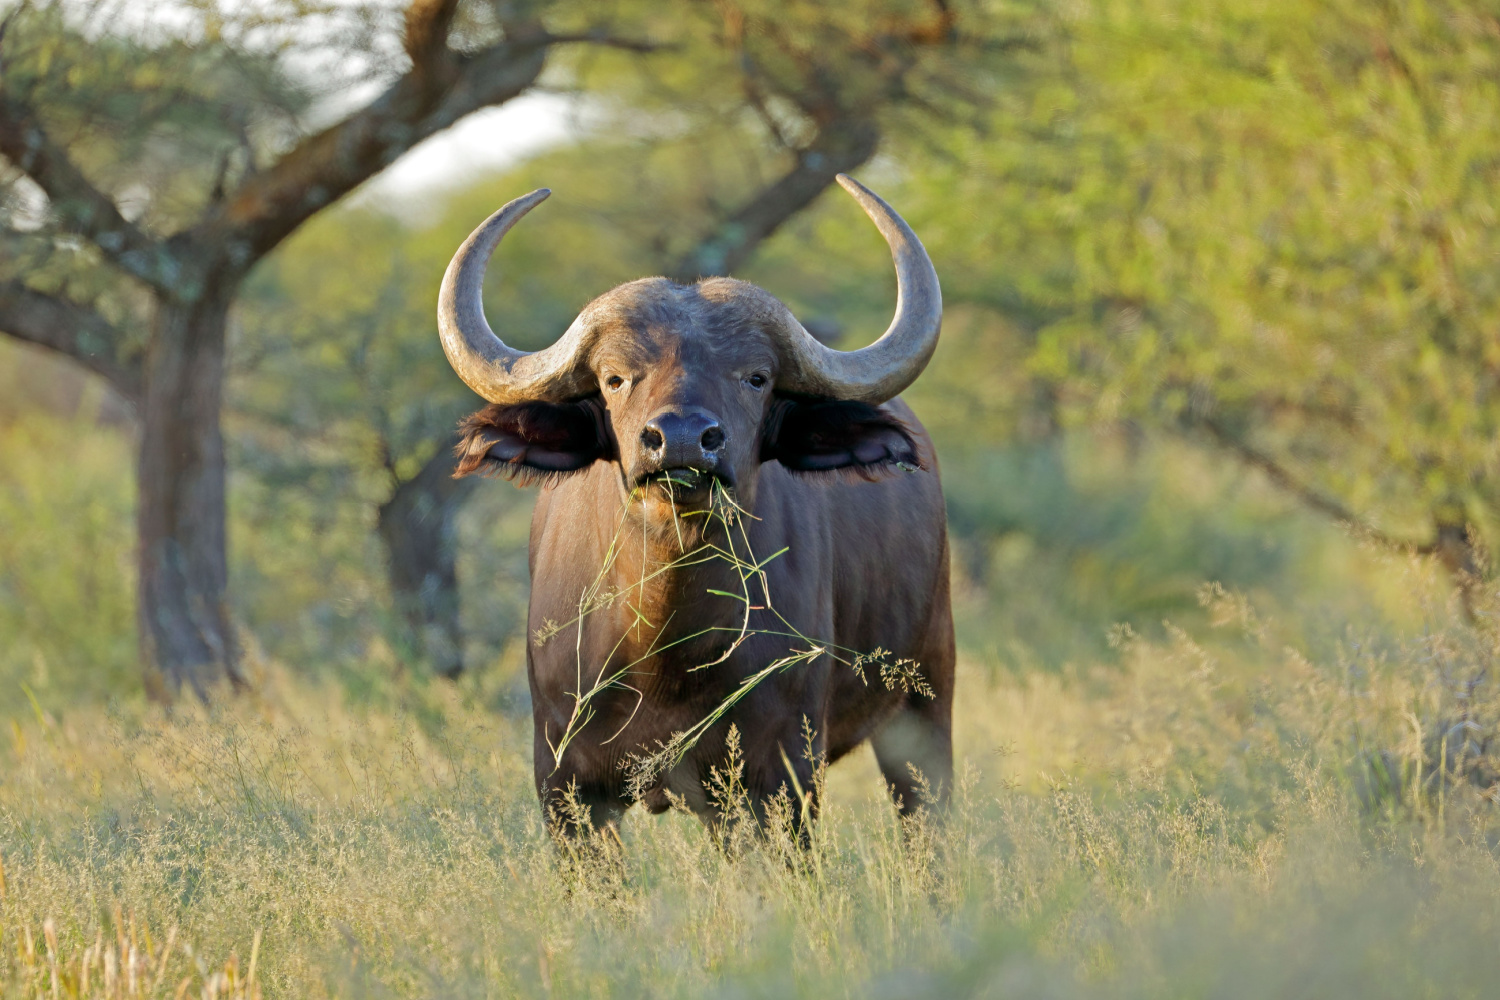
[[443, 175, 941, 519]]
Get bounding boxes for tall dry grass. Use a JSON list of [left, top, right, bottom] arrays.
[[4, 552, 1500, 998]]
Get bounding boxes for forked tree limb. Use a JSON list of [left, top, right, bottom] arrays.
[[0, 279, 141, 398], [0, 93, 179, 293], [210, 3, 663, 272], [667, 117, 881, 281], [0, 6, 173, 291], [668, 0, 967, 282], [211, 42, 548, 266]]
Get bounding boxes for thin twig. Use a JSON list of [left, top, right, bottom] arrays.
[[539, 30, 671, 53], [1200, 417, 1432, 555]]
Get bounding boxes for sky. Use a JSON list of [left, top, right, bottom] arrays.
[[349, 93, 585, 220]]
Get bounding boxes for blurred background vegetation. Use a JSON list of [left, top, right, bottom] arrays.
[[3, 0, 1500, 996]]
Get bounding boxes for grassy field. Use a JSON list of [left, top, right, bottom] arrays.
[[5, 563, 1500, 997]]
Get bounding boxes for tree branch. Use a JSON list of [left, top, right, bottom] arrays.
[[1200, 416, 1430, 555], [210, 0, 552, 269], [0, 280, 142, 398], [403, 0, 461, 73], [388, 433, 478, 509], [667, 0, 974, 282], [667, 116, 880, 281], [0, 91, 178, 293], [538, 29, 669, 53]]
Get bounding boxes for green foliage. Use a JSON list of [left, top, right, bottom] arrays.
[[560, 0, 1018, 140], [0, 410, 136, 713], [904, 0, 1500, 551], [9, 0, 1480, 690]]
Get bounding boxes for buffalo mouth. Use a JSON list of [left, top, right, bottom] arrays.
[[637, 467, 727, 503]]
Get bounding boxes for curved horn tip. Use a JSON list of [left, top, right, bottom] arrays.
[[834, 173, 877, 200], [834, 174, 906, 226], [769, 171, 939, 405], [510, 188, 552, 212]]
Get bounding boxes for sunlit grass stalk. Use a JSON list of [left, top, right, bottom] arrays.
[[543, 477, 865, 784]]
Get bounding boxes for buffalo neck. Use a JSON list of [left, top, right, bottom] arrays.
[[576, 469, 755, 678]]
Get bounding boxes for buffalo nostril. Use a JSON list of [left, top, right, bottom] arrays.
[[700, 426, 725, 452], [641, 427, 664, 451]]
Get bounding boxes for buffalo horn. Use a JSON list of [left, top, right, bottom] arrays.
[[436, 188, 599, 405], [766, 174, 943, 404], [438, 176, 941, 407]]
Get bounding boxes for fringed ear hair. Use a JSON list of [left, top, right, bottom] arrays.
[[761, 398, 922, 480], [454, 398, 612, 485]]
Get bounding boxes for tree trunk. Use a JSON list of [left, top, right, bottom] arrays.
[[137, 290, 243, 699], [1431, 508, 1490, 628], [377, 438, 478, 678]]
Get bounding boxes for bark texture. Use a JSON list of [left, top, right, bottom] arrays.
[[377, 437, 478, 677], [137, 293, 241, 697]]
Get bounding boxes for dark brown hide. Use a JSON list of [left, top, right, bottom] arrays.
[[457, 278, 954, 835]]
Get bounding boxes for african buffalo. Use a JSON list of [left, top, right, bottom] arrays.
[[439, 175, 953, 838]]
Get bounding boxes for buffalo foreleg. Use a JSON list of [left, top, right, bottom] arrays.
[[871, 699, 952, 817]]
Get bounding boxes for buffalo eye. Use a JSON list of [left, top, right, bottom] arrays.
[[605, 375, 626, 391], [745, 373, 768, 391]]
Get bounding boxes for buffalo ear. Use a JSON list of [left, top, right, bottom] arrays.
[[454, 398, 611, 484], [762, 398, 922, 477]]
